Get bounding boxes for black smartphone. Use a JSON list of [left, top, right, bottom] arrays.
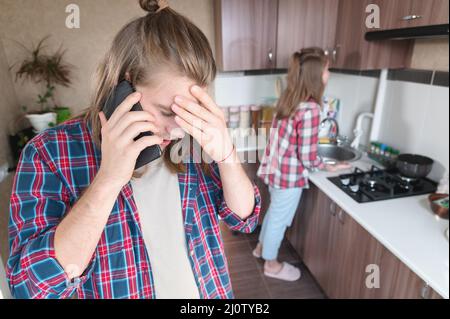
[[103, 80, 162, 169]]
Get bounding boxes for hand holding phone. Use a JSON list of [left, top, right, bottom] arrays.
[[96, 85, 163, 189], [102, 81, 162, 170]]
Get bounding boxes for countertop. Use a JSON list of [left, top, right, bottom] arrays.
[[308, 156, 449, 299]]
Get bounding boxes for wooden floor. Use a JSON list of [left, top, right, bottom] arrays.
[[220, 222, 326, 299]]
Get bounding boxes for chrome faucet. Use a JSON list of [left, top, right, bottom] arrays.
[[320, 117, 340, 142]]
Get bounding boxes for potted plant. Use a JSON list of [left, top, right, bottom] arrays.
[[11, 36, 73, 133]]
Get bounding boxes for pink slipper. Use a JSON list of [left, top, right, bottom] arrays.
[[252, 248, 262, 258], [264, 262, 301, 281]]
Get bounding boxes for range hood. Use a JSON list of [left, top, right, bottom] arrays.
[[365, 24, 449, 41]]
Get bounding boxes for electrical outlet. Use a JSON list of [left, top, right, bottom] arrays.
[[0, 163, 9, 184]]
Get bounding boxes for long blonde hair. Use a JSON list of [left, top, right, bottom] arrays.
[[74, 0, 216, 174], [276, 47, 328, 119]]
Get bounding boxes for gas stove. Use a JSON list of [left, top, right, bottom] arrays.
[[328, 166, 437, 203]]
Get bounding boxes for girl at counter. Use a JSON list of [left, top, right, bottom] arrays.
[[254, 48, 350, 281]]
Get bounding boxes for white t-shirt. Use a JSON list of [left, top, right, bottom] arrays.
[[130, 157, 200, 299]]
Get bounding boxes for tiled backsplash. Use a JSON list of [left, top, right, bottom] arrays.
[[214, 69, 449, 181]]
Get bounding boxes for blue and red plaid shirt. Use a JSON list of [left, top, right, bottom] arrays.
[[257, 101, 324, 189], [7, 118, 261, 299]]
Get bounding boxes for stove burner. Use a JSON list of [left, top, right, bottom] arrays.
[[367, 179, 377, 188], [399, 175, 417, 183], [329, 166, 437, 203], [350, 184, 360, 193], [340, 177, 350, 186], [399, 181, 413, 190]]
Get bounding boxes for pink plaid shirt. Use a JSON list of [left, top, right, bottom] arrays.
[[257, 101, 324, 189]]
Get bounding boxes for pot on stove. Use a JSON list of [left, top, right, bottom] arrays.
[[396, 154, 434, 179]]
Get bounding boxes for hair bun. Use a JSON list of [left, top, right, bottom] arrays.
[[139, 0, 160, 13]]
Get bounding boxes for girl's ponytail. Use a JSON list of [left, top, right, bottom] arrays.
[[276, 47, 328, 119]]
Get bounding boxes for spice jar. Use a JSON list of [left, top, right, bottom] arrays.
[[260, 106, 275, 137], [239, 105, 251, 129], [250, 105, 262, 133], [228, 106, 240, 129]]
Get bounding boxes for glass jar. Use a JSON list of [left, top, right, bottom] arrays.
[[239, 105, 251, 129], [229, 106, 240, 129], [250, 105, 262, 132]]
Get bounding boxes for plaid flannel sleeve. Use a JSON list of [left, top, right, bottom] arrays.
[[7, 142, 94, 299], [209, 162, 261, 233], [296, 108, 324, 170]]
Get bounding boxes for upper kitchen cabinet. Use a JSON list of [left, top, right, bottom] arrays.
[[214, 0, 279, 71], [276, 0, 339, 68], [333, 0, 414, 70], [369, 0, 412, 30], [405, 0, 449, 27], [214, 0, 445, 71], [372, 0, 449, 30]]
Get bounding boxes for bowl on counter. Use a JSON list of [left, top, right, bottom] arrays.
[[428, 193, 449, 220]]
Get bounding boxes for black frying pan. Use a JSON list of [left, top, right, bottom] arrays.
[[396, 154, 434, 179]]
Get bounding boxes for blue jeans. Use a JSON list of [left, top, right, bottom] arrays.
[[259, 187, 303, 261]]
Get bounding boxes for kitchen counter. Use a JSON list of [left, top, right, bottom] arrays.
[[308, 156, 449, 299]]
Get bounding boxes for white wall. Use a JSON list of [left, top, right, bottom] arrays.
[[214, 71, 449, 182], [214, 71, 379, 143], [214, 72, 282, 107], [325, 73, 378, 145], [379, 81, 449, 182]]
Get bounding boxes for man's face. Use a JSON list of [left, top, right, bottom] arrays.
[[135, 74, 198, 150]]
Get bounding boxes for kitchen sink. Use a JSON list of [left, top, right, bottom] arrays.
[[318, 144, 362, 163]]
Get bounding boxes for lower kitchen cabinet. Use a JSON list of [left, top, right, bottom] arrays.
[[325, 204, 361, 298], [389, 259, 443, 299], [286, 184, 444, 299], [292, 185, 333, 291]]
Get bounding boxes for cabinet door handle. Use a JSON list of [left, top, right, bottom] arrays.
[[402, 15, 423, 21], [268, 49, 274, 63], [332, 48, 337, 62], [332, 45, 340, 63], [338, 209, 345, 225], [421, 283, 431, 299], [330, 202, 337, 216]]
